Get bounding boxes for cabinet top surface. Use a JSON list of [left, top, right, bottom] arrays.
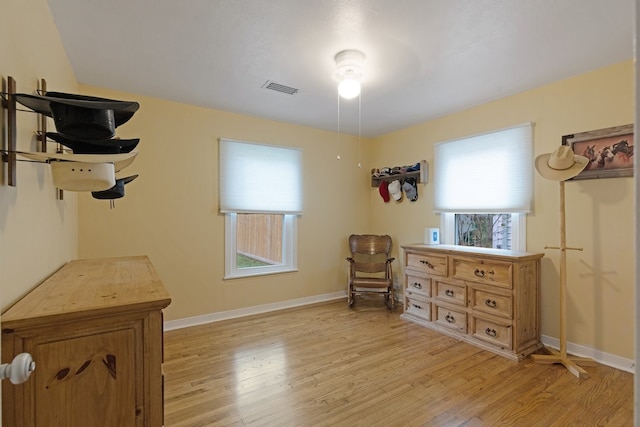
[[2, 256, 171, 328], [401, 244, 544, 261]]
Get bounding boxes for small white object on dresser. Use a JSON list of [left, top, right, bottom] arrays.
[[401, 244, 544, 361]]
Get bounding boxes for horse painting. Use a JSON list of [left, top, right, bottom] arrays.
[[581, 144, 596, 170], [563, 125, 634, 179]]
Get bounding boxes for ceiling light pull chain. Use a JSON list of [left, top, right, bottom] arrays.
[[357, 91, 362, 168], [336, 91, 342, 160]]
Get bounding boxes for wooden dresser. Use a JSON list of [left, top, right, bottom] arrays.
[[1, 256, 171, 427], [401, 244, 543, 361]]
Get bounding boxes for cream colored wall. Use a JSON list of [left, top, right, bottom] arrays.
[[77, 86, 371, 321], [0, 0, 78, 310], [371, 61, 635, 359]]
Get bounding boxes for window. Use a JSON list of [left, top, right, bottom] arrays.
[[219, 139, 302, 278], [224, 213, 297, 278], [434, 124, 533, 251], [455, 213, 511, 249]]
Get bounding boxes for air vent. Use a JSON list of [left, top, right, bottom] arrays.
[[262, 81, 299, 95]]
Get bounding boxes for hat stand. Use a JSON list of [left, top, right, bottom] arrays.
[[530, 180, 598, 378]]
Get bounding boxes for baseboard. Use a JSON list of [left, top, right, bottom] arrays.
[[541, 334, 634, 373], [164, 291, 346, 331]]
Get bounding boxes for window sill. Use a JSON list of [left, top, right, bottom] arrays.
[[224, 267, 298, 280]]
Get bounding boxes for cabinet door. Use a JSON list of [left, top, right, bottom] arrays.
[[34, 328, 138, 427]]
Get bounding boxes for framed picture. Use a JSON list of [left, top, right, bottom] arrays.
[[562, 124, 634, 180]]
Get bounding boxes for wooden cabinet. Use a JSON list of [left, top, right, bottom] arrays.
[[1, 256, 171, 427], [400, 244, 543, 361]]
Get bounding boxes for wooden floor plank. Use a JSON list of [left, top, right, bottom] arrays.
[[163, 298, 633, 426]]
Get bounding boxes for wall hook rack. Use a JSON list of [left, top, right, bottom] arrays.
[[2, 77, 50, 189], [2, 76, 17, 186]]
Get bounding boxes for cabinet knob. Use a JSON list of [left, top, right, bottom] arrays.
[[412, 282, 422, 289], [445, 314, 455, 323], [1, 353, 35, 385], [445, 289, 455, 297]]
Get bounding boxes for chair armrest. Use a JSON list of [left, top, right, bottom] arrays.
[[346, 257, 355, 264], [386, 257, 395, 264]]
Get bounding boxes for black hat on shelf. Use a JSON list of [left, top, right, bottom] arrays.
[[15, 92, 139, 140], [91, 175, 139, 200], [46, 132, 140, 154]]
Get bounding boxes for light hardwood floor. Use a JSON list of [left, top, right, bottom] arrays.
[[163, 297, 633, 426]]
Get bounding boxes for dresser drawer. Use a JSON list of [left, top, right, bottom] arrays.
[[435, 305, 466, 333], [471, 317, 512, 349], [452, 257, 513, 289], [406, 296, 430, 320], [434, 281, 466, 307], [406, 275, 430, 297], [406, 252, 447, 276], [471, 288, 512, 319]]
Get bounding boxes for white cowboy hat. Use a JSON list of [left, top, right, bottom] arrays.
[[535, 145, 589, 181], [50, 161, 116, 191], [17, 151, 138, 191], [17, 151, 137, 172]]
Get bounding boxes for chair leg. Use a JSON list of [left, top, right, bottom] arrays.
[[348, 283, 354, 307]]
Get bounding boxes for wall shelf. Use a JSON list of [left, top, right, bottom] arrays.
[[371, 160, 428, 187]]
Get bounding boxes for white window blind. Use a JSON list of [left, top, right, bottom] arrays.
[[219, 139, 303, 214], [434, 123, 533, 213]]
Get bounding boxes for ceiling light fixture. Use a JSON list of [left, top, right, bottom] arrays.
[[334, 49, 365, 99]]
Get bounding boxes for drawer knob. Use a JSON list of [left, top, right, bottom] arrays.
[[485, 328, 497, 337], [412, 282, 422, 289], [445, 314, 455, 323], [445, 289, 455, 297], [485, 299, 497, 308], [474, 268, 495, 278], [420, 260, 435, 269], [412, 304, 422, 310]]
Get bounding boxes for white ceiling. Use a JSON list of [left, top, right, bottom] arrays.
[[46, 0, 634, 137]]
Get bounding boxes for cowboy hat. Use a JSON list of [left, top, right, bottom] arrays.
[[17, 150, 138, 173], [15, 92, 139, 140], [92, 175, 139, 199], [535, 145, 589, 181], [50, 161, 115, 191], [46, 132, 139, 154]]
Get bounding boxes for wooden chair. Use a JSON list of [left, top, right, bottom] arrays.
[[346, 234, 395, 309]]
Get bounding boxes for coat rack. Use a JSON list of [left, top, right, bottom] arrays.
[[532, 146, 597, 378], [530, 181, 597, 378]]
